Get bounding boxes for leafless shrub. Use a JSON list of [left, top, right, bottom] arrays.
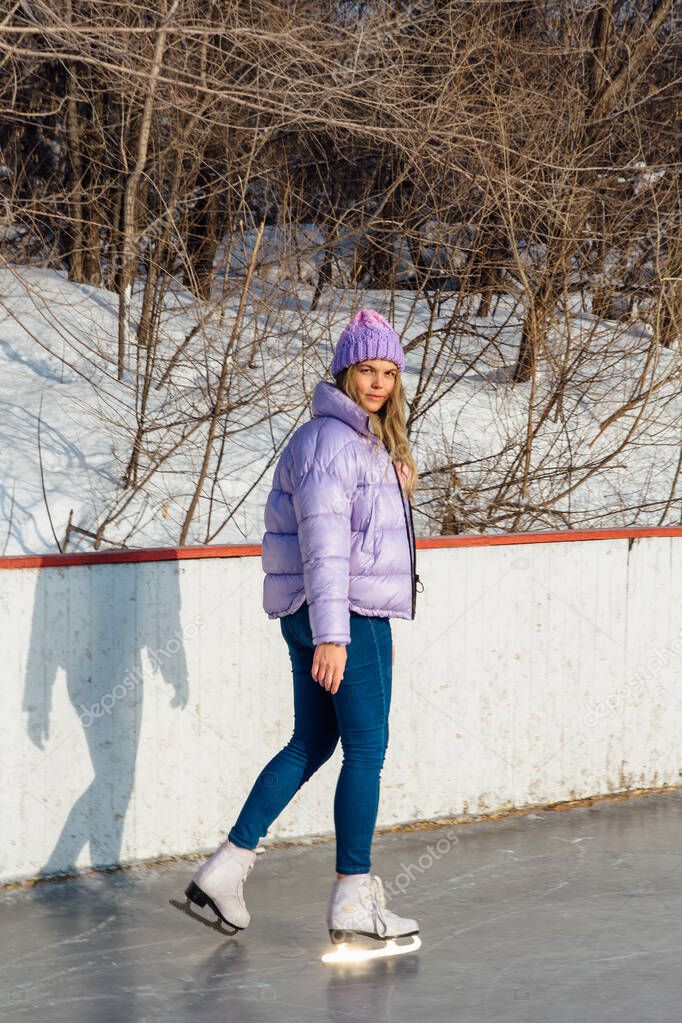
[[0, 1, 678, 549]]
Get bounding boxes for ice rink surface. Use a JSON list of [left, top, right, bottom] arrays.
[[2, 789, 681, 1022]]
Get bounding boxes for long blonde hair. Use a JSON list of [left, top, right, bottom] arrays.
[[334, 366, 419, 501]]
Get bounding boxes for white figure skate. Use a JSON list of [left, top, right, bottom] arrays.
[[170, 839, 257, 936], [322, 873, 421, 964]]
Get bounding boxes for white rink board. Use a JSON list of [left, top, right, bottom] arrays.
[[1, 535, 680, 884]]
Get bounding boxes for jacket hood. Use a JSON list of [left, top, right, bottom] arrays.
[[311, 379, 371, 438]]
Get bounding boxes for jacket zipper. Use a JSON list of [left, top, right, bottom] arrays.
[[407, 495, 424, 613], [391, 461, 422, 618]]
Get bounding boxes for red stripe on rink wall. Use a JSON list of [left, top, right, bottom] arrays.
[[0, 526, 680, 571]]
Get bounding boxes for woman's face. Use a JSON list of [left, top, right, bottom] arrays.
[[351, 359, 398, 413]]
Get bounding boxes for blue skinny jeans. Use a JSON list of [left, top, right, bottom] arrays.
[[228, 600, 392, 874]]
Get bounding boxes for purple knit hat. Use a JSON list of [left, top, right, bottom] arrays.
[[331, 309, 405, 376]]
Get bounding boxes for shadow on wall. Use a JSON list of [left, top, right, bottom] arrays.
[[21, 562, 189, 878]]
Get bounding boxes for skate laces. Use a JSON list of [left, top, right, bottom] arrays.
[[366, 875, 389, 938], [225, 841, 256, 877]]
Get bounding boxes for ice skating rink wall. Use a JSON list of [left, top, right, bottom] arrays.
[[1, 527, 681, 884]]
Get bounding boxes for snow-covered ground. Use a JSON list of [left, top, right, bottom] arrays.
[[0, 261, 679, 556]]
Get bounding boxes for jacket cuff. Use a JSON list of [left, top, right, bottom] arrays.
[[312, 634, 349, 646]]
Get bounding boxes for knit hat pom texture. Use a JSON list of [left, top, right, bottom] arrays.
[[331, 308, 405, 376]]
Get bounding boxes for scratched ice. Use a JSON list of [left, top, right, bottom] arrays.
[[1, 793, 681, 1022]]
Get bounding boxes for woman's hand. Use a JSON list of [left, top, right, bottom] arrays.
[[312, 643, 347, 694]]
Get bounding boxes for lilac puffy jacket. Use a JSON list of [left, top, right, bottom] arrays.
[[262, 380, 419, 645]]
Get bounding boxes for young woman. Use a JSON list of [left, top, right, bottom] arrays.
[[184, 309, 421, 946]]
